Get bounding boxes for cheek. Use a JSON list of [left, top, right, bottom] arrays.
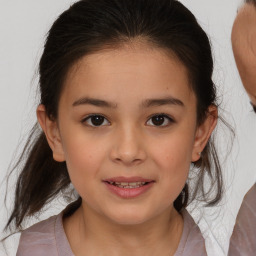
[[159, 148, 191, 188], [61, 131, 107, 182], [152, 130, 195, 170], [158, 152, 190, 206], [62, 137, 106, 203], [149, 132, 195, 196]]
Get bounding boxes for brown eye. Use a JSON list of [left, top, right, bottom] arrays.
[[146, 114, 174, 127], [83, 115, 110, 127]]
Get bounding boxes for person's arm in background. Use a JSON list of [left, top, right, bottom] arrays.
[[229, 1, 256, 255]]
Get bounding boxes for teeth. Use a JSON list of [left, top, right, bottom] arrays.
[[109, 181, 147, 188]]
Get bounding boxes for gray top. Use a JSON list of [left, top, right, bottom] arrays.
[[228, 184, 256, 256], [17, 209, 206, 256]]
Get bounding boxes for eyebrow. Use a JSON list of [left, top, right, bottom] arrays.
[[72, 97, 117, 108], [72, 96, 184, 108], [141, 97, 184, 108]]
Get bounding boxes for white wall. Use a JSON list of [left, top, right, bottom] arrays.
[[0, 1, 256, 255]]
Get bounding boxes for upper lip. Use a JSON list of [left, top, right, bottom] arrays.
[[103, 176, 155, 183]]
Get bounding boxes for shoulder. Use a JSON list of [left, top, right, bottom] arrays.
[[236, 184, 256, 223], [16, 215, 59, 256], [228, 184, 256, 256], [174, 209, 207, 256]]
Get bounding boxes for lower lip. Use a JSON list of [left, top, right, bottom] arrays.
[[104, 182, 154, 199]]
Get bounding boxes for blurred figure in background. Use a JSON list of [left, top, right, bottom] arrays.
[[229, 0, 256, 255]]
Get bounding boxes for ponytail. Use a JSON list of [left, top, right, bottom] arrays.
[[5, 124, 70, 231]]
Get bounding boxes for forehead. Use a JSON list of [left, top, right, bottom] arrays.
[[61, 44, 194, 105]]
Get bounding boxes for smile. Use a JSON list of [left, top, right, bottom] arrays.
[[108, 181, 148, 188], [103, 177, 155, 198]]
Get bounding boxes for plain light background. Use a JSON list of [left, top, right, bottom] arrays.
[[0, 0, 256, 255]]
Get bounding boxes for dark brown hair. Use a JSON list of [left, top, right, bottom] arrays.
[[5, 0, 226, 232]]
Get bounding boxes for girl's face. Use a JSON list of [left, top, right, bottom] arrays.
[[39, 44, 216, 225]]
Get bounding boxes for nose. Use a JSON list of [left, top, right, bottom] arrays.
[[110, 126, 147, 166]]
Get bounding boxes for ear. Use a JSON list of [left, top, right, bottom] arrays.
[[37, 104, 65, 162], [191, 105, 218, 162]]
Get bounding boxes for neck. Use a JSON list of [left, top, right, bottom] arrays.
[[63, 202, 184, 256]]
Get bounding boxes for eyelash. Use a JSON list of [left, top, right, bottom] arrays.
[[146, 113, 175, 127], [81, 113, 175, 127]]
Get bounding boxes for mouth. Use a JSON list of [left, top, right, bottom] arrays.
[[103, 177, 155, 198], [105, 181, 151, 188]]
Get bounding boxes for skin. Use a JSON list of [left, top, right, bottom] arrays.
[[37, 43, 217, 256], [232, 2, 256, 106]]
